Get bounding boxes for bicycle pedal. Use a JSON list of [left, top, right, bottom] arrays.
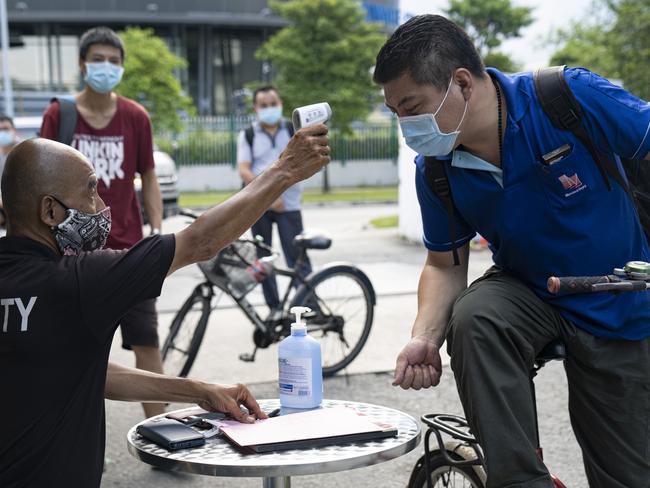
[[238, 353, 256, 362]]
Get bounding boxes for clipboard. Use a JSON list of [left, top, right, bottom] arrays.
[[216, 406, 398, 453]]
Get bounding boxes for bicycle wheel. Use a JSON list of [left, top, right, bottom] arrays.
[[161, 284, 213, 377], [409, 450, 484, 488], [291, 265, 374, 377]]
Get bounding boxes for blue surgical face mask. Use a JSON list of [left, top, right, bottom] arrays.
[[398, 77, 468, 157], [257, 106, 283, 125], [0, 129, 13, 146], [84, 61, 124, 94]]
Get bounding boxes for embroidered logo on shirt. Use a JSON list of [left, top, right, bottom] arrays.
[[558, 173, 587, 196]]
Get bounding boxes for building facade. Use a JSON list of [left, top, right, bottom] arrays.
[[2, 0, 399, 116]]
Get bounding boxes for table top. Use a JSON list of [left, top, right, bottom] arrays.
[[127, 399, 421, 478]]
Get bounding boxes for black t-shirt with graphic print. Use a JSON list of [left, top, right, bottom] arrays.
[[0, 234, 175, 488]]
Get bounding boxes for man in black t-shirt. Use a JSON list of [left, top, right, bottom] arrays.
[[0, 131, 329, 487]]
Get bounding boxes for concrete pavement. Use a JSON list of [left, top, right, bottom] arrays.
[[102, 203, 586, 487]]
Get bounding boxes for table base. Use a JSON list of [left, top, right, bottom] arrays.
[[263, 476, 291, 488]]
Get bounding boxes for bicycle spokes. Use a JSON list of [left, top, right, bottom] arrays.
[[299, 272, 372, 375]]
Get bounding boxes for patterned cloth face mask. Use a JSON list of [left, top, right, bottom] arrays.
[[49, 196, 112, 256]]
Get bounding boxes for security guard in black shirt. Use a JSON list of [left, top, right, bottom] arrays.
[[0, 131, 329, 487]]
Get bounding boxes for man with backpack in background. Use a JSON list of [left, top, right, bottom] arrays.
[[375, 15, 650, 488], [237, 86, 312, 314], [40, 26, 166, 419]]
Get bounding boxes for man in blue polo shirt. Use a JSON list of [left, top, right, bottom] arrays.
[[374, 15, 650, 488]]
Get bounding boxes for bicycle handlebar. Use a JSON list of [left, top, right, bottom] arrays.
[[547, 275, 650, 295], [547, 275, 612, 295], [179, 208, 200, 220]]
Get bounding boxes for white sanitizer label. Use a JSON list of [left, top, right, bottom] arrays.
[[279, 357, 312, 397]]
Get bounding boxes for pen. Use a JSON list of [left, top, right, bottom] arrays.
[[268, 408, 281, 418]]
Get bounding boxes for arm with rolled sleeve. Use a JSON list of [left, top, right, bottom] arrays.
[[391, 157, 472, 391], [567, 68, 650, 160]]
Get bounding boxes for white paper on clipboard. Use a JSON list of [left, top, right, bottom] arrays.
[[216, 406, 396, 450]]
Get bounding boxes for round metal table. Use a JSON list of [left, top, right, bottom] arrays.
[[127, 399, 421, 487]]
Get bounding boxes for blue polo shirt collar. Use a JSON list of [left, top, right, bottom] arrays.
[[487, 67, 531, 124]]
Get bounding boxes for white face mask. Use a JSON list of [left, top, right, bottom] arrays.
[[84, 61, 124, 94], [257, 106, 283, 125], [398, 77, 468, 157]]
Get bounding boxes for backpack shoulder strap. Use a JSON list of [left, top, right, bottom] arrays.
[[245, 125, 255, 151], [51, 97, 77, 146], [533, 66, 627, 192], [424, 156, 460, 266], [285, 119, 295, 138]]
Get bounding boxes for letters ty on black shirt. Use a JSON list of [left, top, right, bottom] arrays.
[[0, 234, 175, 488]]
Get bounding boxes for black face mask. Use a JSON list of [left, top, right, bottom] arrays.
[[49, 196, 112, 256]]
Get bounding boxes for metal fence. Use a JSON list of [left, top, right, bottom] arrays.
[[155, 116, 399, 167]]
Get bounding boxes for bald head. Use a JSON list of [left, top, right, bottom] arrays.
[[1, 138, 97, 233]]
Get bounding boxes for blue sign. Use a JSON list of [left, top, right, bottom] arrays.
[[363, 2, 400, 29]]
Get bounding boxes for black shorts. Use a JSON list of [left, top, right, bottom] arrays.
[[119, 298, 159, 350]]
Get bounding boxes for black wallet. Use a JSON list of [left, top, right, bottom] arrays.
[[137, 418, 206, 450]]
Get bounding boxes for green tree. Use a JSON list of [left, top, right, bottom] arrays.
[[483, 51, 522, 73], [608, 0, 650, 99], [549, 0, 649, 100], [256, 0, 386, 134], [445, 0, 533, 72], [549, 23, 619, 79], [115, 27, 194, 133]]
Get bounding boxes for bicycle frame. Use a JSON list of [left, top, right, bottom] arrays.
[[419, 358, 568, 488], [199, 246, 330, 339]]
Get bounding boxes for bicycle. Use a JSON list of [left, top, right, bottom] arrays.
[[161, 210, 376, 378], [407, 261, 650, 488]]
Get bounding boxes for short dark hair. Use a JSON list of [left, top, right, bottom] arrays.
[[0, 114, 14, 128], [253, 85, 280, 105], [79, 26, 125, 61], [373, 15, 485, 90]]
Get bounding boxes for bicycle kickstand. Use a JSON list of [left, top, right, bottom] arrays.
[[239, 348, 258, 363]]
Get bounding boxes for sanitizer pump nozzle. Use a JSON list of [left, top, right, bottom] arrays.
[[290, 306, 311, 332]]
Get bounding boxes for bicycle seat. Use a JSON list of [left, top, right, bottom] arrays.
[[293, 232, 332, 250], [534, 340, 566, 368]]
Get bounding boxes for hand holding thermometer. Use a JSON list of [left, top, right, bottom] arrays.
[[292, 102, 332, 129]]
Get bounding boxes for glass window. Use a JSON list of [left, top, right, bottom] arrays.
[[2, 34, 49, 91], [211, 31, 263, 115]]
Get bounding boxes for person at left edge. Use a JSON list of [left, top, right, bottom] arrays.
[[0, 126, 329, 487], [40, 26, 166, 419]]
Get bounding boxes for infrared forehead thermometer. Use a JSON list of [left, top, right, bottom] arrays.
[[292, 102, 332, 129]]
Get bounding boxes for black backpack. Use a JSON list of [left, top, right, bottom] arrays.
[[244, 119, 295, 151], [426, 66, 649, 265]]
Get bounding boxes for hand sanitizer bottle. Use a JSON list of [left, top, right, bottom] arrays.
[[278, 306, 323, 409]]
